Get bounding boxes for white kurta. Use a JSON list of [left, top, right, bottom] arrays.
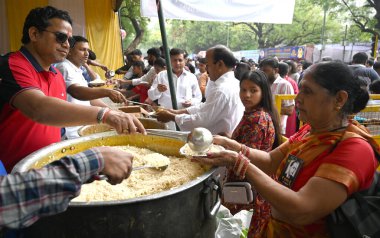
[[55, 59, 91, 139], [132, 66, 156, 86], [148, 70, 202, 109], [175, 71, 244, 135]]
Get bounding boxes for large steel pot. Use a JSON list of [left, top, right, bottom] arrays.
[[78, 118, 167, 136], [11, 132, 221, 238]]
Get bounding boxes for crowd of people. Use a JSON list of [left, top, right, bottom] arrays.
[[1, 5, 380, 238]]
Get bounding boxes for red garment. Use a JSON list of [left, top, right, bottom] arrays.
[[285, 124, 377, 193], [249, 123, 378, 238], [224, 108, 275, 231], [132, 84, 149, 103], [232, 109, 275, 152], [0, 48, 66, 172], [285, 76, 299, 137]]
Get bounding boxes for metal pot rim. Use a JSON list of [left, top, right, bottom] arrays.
[[12, 131, 217, 207]]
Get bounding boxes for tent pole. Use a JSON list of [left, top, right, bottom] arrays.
[[117, 8, 124, 62], [156, 0, 178, 111]]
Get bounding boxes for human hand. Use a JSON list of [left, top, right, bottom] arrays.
[[107, 89, 127, 104], [157, 84, 168, 92], [156, 110, 175, 123], [192, 150, 238, 168], [117, 79, 132, 87], [100, 65, 109, 71], [105, 79, 116, 86], [213, 135, 241, 151], [182, 99, 192, 108], [96, 146, 133, 185], [104, 110, 146, 135]]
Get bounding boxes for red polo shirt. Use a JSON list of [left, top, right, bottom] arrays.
[[0, 47, 67, 172]]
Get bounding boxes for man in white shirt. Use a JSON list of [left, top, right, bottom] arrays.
[[259, 58, 295, 135], [156, 45, 244, 135], [55, 36, 127, 139]]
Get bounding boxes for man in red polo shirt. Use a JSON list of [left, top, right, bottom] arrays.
[[0, 6, 145, 172]]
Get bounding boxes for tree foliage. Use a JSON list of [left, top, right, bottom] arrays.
[[234, 0, 343, 48], [125, 0, 380, 54], [119, 0, 149, 53], [313, 0, 379, 41]]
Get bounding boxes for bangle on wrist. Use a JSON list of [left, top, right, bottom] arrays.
[[96, 108, 109, 124], [102, 108, 111, 123], [240, 144, 250, 157], [233, 152, 250, 179]]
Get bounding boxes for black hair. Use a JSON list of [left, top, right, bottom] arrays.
[[170, 48, 185, 57], [278, 62, 289, 78], [209, 45, 236, 68], [234, 62, 251, 80], [70, 35, 88, 48], [132, 61, 145, 70], [302, 61, 313, 70], [88, 49, 96, 60], [198, 58, 207, 64], [367, 58, 375, 66], [370, 80, 380, 94], [321, 56, 333, 62], [259, 58, 279, 69], [159, 46, 166, 59], [130, 49, 142, 56], [352, 52, 368, 65], [286, 60, 297, 74], [304, 61, 369, 115], [22, 6, 72, 44], [153, 57, 166, 68], [240, 70, 282, 148], [373, 62, 380, 70], [147, 47, 161, 58], [187, 62, 196, 74]]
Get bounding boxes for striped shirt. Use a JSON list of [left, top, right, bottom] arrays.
[[0, 148, 103, 229], [271, 76, 294, 134]]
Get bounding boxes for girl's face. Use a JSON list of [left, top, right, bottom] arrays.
[[240, 79, 262, 111]]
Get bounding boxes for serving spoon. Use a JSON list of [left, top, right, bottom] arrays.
[[186, 127, 213, 153], [146, 128, 214, 153]]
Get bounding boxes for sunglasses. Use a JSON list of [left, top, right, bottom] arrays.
[[42, 30, 73, 45]]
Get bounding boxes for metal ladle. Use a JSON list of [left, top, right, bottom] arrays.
[[186, 127, 213, 153], [146, 127, 213, 153]]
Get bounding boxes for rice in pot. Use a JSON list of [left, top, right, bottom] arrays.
[[72, 145, 209, 202]]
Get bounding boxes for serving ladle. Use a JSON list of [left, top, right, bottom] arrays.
[[146, 127, 213, 153], [186, 127, 213, 153]]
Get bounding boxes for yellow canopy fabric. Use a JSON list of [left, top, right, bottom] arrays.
[[84, 0, 123, 78], [6, 0, 49, 52], [4, 0, 123, 76]]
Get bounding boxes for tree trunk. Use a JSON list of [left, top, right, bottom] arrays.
[[125, 18, 144, 53]]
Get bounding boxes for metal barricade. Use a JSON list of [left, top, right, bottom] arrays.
[[354, 95, 380, 144]]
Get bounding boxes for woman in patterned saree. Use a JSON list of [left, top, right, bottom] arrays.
[[221, 70, 281, 233], [196, 61, 379, 238]]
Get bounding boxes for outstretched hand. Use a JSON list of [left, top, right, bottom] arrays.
[[191, 150, 238, 168], [104, 110, 146, 135], [213, 135, 241, 151]]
